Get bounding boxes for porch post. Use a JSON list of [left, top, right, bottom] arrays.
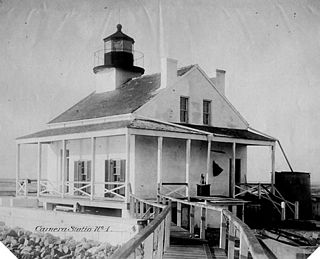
[[16, 143, 20, 196], [157, 137, 163, 197], [37, 142, 42, 198], [271, 144, 276, 194], [206, 137, 212, 184], [125, 131, 130, 203], [61, 140, 66, 198], [185, 139, 191, 199], [129, 134, 136, 194], [90, 137, 96, 200], [230, 142, 236, 198]]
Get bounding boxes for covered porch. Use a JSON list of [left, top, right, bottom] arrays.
[[15, 118, 210, 210]]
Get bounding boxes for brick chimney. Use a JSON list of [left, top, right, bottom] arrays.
[[160, 57, 178, 89], [211, 69, 226, 95]]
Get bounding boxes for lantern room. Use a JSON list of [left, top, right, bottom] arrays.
[[93, 24, 144, 75]]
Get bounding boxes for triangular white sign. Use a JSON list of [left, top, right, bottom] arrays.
[[0, 241, 17, 258], [308, 246, 320, 259]]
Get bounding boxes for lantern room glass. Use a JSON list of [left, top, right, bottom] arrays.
[[104, 40, 133, 53]]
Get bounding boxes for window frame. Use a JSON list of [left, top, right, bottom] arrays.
[[203, 99, 211, 125], [180, 96, 189, 123]]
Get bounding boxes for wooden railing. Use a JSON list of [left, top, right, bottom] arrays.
[[16, 179, 27, 196], [40, 180, 62, 196], [16, 179, 37, 196], [160, 182, 188, 198], [159, 194, 269, 259], [110, 195, 171, 259], [94, 182, 126, 200], [16, 179, 127, 201], [235, 183, 299, 220]]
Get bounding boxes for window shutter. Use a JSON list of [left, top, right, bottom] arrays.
[[86, 161, 91, 181], [120, 160, 126, 182]]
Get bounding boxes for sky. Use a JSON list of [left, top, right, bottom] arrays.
[[0, 0, 320, 183]]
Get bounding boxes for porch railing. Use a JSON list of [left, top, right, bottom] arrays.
[[16, 179, 126, 201], [235, 183, 299, 220], [110, 194, 171, 259], [160, 182, 188, 198], [16, 179, 27, 196], [16, 179, 37, 196], [40, 180, 62, 196], [94, 182, 126, 200]]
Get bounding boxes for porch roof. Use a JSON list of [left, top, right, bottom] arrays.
[[17, 119, 207, 141], [177, 123, 276, 142]]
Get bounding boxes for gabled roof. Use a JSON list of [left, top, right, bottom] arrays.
[[49, 65, 195, 124], [17, 119, 206, 141], [177, 123, 276, 142]]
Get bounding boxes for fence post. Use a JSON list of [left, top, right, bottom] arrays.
[[135, 200, 139, 218], [200, 207, 206, 239], [164, 202, 171, 252], [228, 221, 235, 259], [258, 183, 261, 199], [24, 180, 27, 197], [281, 202, 286, 221], [219, 211, 227, 250], [140, 202, 144, 218], [294, 201, 299, 220], [189, 205, 195, 234], [177, 202, 182, 227]]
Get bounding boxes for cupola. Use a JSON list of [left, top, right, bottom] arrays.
[[93, 24, 144, 93]]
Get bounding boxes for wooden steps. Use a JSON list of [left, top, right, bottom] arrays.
[[163, 244, 211, 259]]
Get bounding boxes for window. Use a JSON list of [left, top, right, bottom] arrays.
[[203, 100, 211, 125], [180, 97, 189, 123]]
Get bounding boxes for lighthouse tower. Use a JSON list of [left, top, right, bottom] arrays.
[[93, 24, 145, 93]]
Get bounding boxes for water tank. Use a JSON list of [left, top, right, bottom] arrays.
[[275, 171, 312, 219]]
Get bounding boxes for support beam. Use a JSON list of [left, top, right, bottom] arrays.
[[157, 137, 163, 196], [200, 207, 206, 239], [125, 132, 130, 203], [37, 142, 42, 198], [189, 205, 195, 234], [206, 139, 211, 184], [230, 142, 236, 198], [271, 145, 276, 194], [61, 140, 66, 198], [16, 144, 20, 196], [177, 202, 182, 227], [219, 211, 227, 250], [90, 137, 96, 201], [185, 139, 191, 198], [281, 202, 286, 221]]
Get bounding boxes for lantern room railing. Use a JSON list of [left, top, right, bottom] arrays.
[[93, 49, 144, 68]]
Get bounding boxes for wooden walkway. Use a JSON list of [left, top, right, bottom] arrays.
[[163, 223, 227, 259]]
